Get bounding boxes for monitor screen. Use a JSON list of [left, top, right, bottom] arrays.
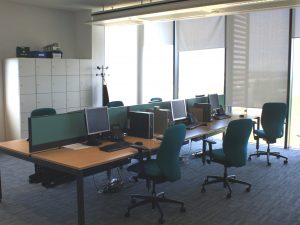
[[208, 94, 220, 111], [85, 107, 110, 135], [171, 99, 187, 121]]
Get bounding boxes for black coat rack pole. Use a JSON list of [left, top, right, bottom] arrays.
[[96, 66, 109, 106]]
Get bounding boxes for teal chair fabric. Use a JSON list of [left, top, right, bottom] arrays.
[[125, 124, 186, 224], [149, 97, 162, 103], [201, 119, 252, 198], [248, 102, 288, 166], [31, 108, 56, 117], [107, 101, 124, 108]]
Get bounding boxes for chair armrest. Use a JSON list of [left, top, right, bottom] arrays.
[[129, 144, 151, 176], [252, 116, 260, 131], [203, 139, 216, 154]]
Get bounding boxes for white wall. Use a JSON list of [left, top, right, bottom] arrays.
[[0, 2, 93, 141]]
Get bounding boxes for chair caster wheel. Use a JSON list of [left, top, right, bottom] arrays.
[[158, 218, 165, 224], [284, 160, 288, 164], [201, 187, 206, 193], [226, 193, 231, 199], [267, 162, 271, 166], [180, 206, 186, 213], [131, 198, 136, 204], [125, 211, 130, 217], [246, 187, 251, 192], [248, 156, 251, 161]]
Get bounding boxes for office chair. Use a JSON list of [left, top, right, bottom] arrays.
[[201, 119, 252, 198], [149, 97, 162, 103], [29, 108, 56, 184], [248, 102, 288, 166], [125, 124, 186, 224], [107, 101, 124, 108]]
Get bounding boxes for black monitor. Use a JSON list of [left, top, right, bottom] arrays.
[[208, 94, 220, 112], [85, 107, 110, 146], [171, 99, 187, 121]]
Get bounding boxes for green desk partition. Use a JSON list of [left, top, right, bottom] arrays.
[[29, 111, 87, 152], [108, 106, 128, 130]]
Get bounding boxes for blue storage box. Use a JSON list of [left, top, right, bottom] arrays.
[[30, 51, 49, 58]]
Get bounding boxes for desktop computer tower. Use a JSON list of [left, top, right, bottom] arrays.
[[127, 111, 154, 139], [146, 108, 172, 136], [193, 103, 212, 122]]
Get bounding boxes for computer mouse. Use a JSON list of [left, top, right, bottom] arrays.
[[135, 142, 143, 146], [239, 114, 245, 118]]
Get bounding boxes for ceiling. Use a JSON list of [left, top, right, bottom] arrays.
[[1, 0, 143, 11]]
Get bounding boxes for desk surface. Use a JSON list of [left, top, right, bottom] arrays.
[[0, 117, 241, 170], [0, 136, 161, 171], [185, 116, 238, 139]]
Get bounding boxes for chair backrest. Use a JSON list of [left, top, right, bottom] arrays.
[[261, 102, 287, 140], [223, 119, 252, 167], [31, 108, 56, 117], [150, 97, 162, 103], [107, 101, 124, 108], [156, 124, 186, 182]]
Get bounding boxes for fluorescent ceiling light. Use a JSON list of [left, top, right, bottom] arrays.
[[91, 0, 300, 25]]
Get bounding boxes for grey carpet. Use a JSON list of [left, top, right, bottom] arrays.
[[0, 142, 300, 225]]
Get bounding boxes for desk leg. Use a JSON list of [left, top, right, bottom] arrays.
[[202, 135, 207, 165], [77, 175, 85, 225]]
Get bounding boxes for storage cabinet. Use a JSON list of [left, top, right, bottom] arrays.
[[4, 58, 94, 140]]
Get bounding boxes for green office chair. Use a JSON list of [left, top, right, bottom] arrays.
[[248, 102, 288, 166], [29, 108, 56, 184], [149, 97, 162, 103], [125, 124, 186, 224], [107, 101, 124, 108], [201, 119, 252, 198]]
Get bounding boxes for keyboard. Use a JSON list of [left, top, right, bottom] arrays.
[[213, 114, 231, 120], [186, 123, 200, 130], [100, 141, 131, 152]]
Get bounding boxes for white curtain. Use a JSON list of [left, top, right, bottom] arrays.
[[226, 9, 290, 108], [176, 16, 225, 51]]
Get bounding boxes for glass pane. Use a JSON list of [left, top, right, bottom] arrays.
[[142, 45, 173, 103], [178, 48, 225, 99], [290, 38, 300, 148], [105, 25, 138, 106]]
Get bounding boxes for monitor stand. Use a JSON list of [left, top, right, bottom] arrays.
[[87, 134, 102, 146]]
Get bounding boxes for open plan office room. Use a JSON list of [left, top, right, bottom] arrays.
[[1, 1, 300, 225]]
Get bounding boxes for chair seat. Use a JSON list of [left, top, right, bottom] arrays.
[[254, 129, 266, 138], [128, 159, 163, 178]]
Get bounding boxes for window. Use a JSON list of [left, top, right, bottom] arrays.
[[178, 48, 225, 99], [105, 25, 138, 106]]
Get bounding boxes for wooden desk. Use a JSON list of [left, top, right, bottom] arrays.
[[0, 136, 161, 225], [185, 116, 240, 163]]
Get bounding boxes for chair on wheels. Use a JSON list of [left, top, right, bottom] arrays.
[[201, 119, 252, 198], [107, 101, 124, 108], [125, 124, 186, 224], [248, 102, 288, 166], [29, 108, 56, 183], [149, 97, 162, 103]]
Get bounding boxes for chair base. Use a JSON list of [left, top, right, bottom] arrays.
[[248, 144, 288, 166], [201, 174, 251, 198], [125, 191, 185, 224]]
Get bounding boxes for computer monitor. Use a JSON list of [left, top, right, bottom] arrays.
[[85, 107, 110, 145], [208, 94, 220, 112], [171, 99, 187, 121]]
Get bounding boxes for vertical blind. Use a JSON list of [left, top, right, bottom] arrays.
[[226, 9, 290, 108], [293, 8, 300, 38]]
